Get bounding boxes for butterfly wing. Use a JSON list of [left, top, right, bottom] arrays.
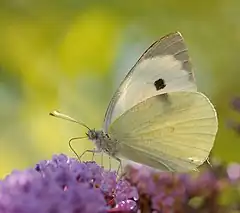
[[103, 32, 197, 131], [108, 91, 218, 172]]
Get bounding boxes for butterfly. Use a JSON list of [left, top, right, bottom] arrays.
[[50, 32, 218, 172]]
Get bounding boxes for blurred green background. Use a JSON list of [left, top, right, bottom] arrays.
[[1, 0, 240, 178]]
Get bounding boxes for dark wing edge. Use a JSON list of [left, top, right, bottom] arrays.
[[103, 32, 193, 131]]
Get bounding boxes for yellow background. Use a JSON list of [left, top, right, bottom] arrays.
[[1, 0, 240, 178]]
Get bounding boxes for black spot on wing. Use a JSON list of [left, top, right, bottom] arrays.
[[154, 78, 166, 91]]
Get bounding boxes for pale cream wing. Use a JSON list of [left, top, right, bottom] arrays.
[[104, 32, 197, 131], [108, 91, 218, 172]]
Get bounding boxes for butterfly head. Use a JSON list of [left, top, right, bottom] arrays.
[[86, 129, 106, 152], [86, 129, 99, 140], [86, 129, 119, 155]]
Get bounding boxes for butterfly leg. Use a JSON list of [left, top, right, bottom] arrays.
[[101, 152, 104, 166], [91, 148, 96, 161], [108, 155, 111, 171], [79, 149, 102, 161], [206, 157, 212, 167], [68, 136, 87, 161], [112, 156, 122, 175]]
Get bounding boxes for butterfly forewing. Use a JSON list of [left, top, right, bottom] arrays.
[[108, 91, 218, 172], [103, 32, 197, 131]]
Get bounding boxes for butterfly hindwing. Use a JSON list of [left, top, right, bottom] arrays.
[[108, 91, 218, 172]]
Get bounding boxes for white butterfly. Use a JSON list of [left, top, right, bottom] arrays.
[[50, 32, 218, 172]]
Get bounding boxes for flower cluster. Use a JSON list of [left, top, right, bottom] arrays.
[[0, 168, 107, 213], [0, 154, 239, 213], [0, 154, 138, 213], [124, 162, 240, 213]]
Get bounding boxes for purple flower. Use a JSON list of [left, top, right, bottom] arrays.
[[1, 153, 240, 213], [0, 167, 107, 213], [124, 163, 240, 212], [227, 163, 240, 181], [109, 200, 138, 213], [0, 154, 138, 213], [36, 154, 139, 207], [115, 179, 139, 203], [36, 154, 114, 189]]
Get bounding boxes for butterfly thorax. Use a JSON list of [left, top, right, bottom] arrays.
[[86, 129, 120, 157]]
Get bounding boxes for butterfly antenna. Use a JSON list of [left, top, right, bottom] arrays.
[[49, 110, 91, 131]]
